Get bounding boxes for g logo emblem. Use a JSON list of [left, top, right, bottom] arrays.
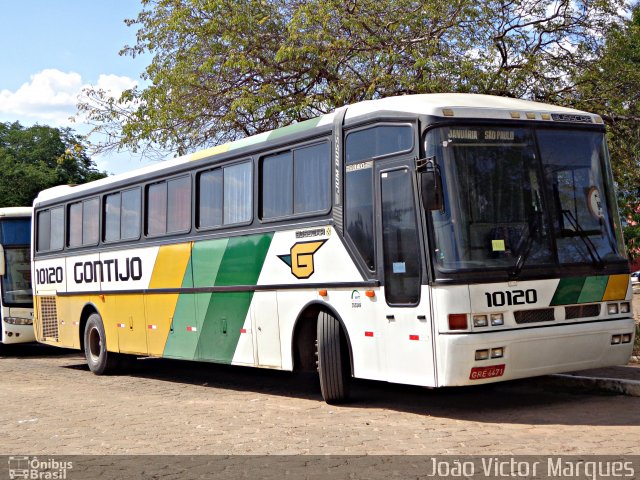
[[278, 240, 327, 279]]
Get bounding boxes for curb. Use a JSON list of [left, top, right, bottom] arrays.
[[549, 373, 640, 397]]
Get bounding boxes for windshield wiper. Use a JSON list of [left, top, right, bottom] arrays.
[[560, 210, 604, 269], [509, 211, 543, 279]]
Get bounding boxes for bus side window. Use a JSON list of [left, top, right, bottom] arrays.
[[146, 176, 191, 237], [197, 161, 252, 229], [344, 124, 413, 271], [260, 142, 329, 220]]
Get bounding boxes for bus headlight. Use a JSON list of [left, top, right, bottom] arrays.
[[4, 317, 33, 325], [619, 302, 630, 314], [473, 315, 488, 327], [475, 349, 490, 361], [607, 303, 619, 315], [490, 313, 504, 326]]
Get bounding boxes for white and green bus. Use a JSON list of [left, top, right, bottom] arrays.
[[32, 94, 635, 403], [1, 207, 34, 345]]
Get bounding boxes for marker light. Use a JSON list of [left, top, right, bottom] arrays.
[[475, 349, 490, 361], [611, 335, 622, 344], [620, 302, 631, 314], [318, 289, 328, 297], [365, 290, 375, 298], [4, 317, 32, 325], [448, 314, 468, 330], [607, 303, 619, 315], [490, 313, 504, 326], [473, 315, 488, 327]]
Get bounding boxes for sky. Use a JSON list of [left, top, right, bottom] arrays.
[[0, 0, 161, 174]]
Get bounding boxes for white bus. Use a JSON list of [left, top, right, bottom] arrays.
[[0, 207, 34, 345], [32, 94, 635, 403]]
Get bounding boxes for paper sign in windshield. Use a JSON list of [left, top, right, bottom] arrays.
[[492, 239, 506, 252]]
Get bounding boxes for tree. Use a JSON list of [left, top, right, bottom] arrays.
[[0, 122, 107, 208], [568, 5, 640, 261], [78, 0, 622, 156]]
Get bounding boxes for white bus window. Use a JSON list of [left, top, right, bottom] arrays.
[[294, 143, 330, 214], [68, 202, 82, 247], [346, 125, 413, 163], [83, 198, 99, 245], [36, 210, 51, 251], [262, 152, 293, 218], [224, 162, 252, 225], [167, 176, 191, 233], [105, 188, 141, 242], [121, 188, 141, 240], [198, 169, 223, 228], [50, 207, 64, 251], [104, 193, 121, 242], [147, 182, 168, 236], [261, 142, 329, 220]]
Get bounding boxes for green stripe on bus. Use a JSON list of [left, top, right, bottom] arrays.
[[163, 255, 198, 359], [164, 233, 274, 362], [266, 117, 322, 141], [550, 277, 587, 306], [196, 233, 273, 363], [577, 275, 609, 304], [550, 275, 612, 306]]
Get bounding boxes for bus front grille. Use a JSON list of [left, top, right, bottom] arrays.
[[39, 296, 59, 341], [565, 304, 601, 319], [514, 308, 555, 324]]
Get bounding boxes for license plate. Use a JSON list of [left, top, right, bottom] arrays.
[[469, 364, 506, 380]]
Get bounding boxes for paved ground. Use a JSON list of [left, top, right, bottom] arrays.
[[0, 291, 636, 457], [0, 342, 639, 456]]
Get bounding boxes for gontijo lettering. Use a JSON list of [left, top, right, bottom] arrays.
[[73, 257, 143, 283]]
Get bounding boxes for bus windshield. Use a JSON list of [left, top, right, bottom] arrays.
[[426, 126, 626, 276], [0, 218, 33, 307]]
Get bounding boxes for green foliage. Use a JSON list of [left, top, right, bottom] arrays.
[[0, 122, 107, 208], [568, 5, 640, 260], [78, 0, 622, 155], [77, 0, 640, 260]]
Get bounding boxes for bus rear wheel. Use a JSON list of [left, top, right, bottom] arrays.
[[317, 311, 351, 404], [84, 313, 119, 375]]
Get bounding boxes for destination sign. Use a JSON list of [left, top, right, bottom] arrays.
[[448, 129, 517, 142]]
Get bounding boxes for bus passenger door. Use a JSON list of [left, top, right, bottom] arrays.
[[377, 164, 435, 386]]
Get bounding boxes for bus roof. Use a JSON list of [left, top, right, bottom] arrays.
[[34, 93, 596, 206], [0, 207, 32, 218]]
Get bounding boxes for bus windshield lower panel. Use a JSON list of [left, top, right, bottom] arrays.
[[426, 125, 626, 278]]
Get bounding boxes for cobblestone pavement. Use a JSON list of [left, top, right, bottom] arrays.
[[0, 343, 639, 456]]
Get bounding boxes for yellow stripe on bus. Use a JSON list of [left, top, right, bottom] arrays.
[[189, 143, 230, 161], [147, 243, 192, 356], [602, 274, 629, 301]]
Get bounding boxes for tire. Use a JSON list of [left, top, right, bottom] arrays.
[[84, 313, 119, 375], [317, 311, 351, 404]]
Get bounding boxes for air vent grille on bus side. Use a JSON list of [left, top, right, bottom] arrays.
[[565, 304, 601, 320], [514, 308, 555, 324], [39, 296, 59, 341]]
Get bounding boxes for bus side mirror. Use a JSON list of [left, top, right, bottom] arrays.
[[418, 158, 443, 211], [0, 244, 5, 276]]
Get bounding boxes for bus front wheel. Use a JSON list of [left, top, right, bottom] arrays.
[[84, 313, 119, 375], [317, 311, 351, 404]]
